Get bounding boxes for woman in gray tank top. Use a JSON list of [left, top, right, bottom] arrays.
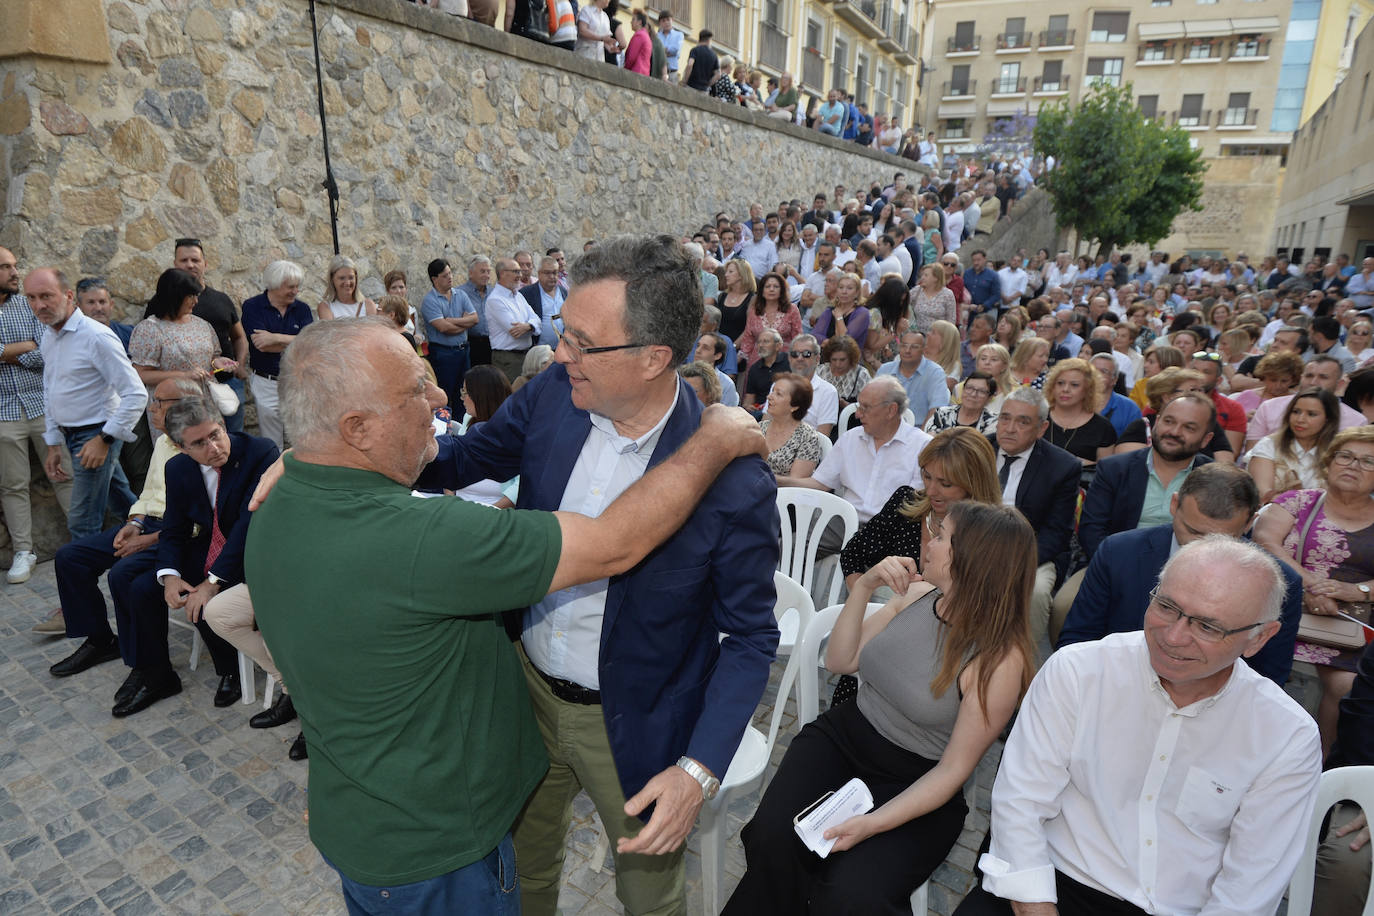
[[725, 502, 1039, 915]]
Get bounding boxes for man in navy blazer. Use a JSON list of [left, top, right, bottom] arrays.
[[519, 255, 565, 349], [117, 398, 279, 718], [1078, 393, 1215, 561], [423, 236, 779, 915], [988, 388, 1081, 647], [1059, 464, 1301, 685]]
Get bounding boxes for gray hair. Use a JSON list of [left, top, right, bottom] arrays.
[[164, 397, 224, 447], [263, 260, 304, 291], [1157, 535, 1285, 625], [522, 344, 553, 377], [793, 333, 819, 350], [568, 235, 702, 365], [279, 318, 393, 451], [682, 242, 705, 265], [165, 377, 215, 404], [758, 328, 783, 346], [678, 361, 722, 405], [468, 255, 492, 270], [702, 304, 722, 329], [1090, 353, 1119, 379], [1004, 386, 1049, 422], [866, 375, 908, 414]]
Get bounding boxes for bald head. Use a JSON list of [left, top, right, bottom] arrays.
[[23, 268, 76, 328]]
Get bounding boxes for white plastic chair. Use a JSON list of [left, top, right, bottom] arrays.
[[698, 572, 813, 916], [776, 487, 859, 615], [901, 407, 916, 426], [815, 432, 832, 463], [838, 402, 857, 432], [168, 610, 255, 704], [1288, 765, 1374, 915]]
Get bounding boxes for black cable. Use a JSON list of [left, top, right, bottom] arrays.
[[309, 0, 341, 255]]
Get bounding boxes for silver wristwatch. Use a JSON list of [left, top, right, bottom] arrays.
[[676, 756, 720, 801], [1358, 584, 1371, 598]]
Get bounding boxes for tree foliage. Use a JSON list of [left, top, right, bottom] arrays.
[[1033, 82, 1206, 256]]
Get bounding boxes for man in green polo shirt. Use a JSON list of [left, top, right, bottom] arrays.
[[245, 318, 767, 914]]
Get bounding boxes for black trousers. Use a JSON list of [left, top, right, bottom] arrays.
[[953, 871, 1149, 916], [723, 700, 967, 916], [128, 569, 239, 676], [54, 518, 164, 666]]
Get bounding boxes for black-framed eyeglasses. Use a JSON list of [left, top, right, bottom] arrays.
[[1147, 587, 1265, 643], [554, 325, 645, 362]]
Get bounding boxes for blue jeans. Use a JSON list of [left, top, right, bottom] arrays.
[[426, 343, 470, 413], [63, 426, 137, 540], [223, 376, 246, 433], [328, 833, 519, 916]]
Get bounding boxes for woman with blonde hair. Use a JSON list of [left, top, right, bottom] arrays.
[[972, 343, 1015, 414], [1009, 337, 1051, 390], [993, 311, 1024, 353], [318, 255, 377, 320], [813, 275, 870, 346], [912, 263, 957, 333], [717, 259, 756, 344], [1127, 343, 1186, 409], [1043, 357, 1116, 465], [926, 319, 963, 391]]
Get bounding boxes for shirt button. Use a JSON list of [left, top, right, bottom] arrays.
[[1145, 839, 1153, 846], [1146, 794, 1153, 801], [1159, 755, 1167, 761]]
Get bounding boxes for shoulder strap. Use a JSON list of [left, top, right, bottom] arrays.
[[1295, 490, 1326, 568]]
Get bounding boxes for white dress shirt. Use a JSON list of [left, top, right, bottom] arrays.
[[522, 392, 678, 688], [874, 254, 903, 284], [811, 421, 932, 522], [997, 267, 1029, 302], [1045, 263, 1079, 291], [980, 632, 1320, 914], [40, 308, 147, 446], [798, 240, 820, 279], [804, 373, 839, 430], [891, 244, 913, 284], [485, 285, 540, 351], [997, 445, 1033, 506]]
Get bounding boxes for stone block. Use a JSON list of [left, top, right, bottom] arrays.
[[125, 210, 168, 251], [110, 116, 167, 171], [185, 8, 223, 42], [39, 99, 90, 136], [0, 92, 30, 135], [145, 12, 190, 58], [230, 89, 265, 125], [204, 158, 240, 216], [61, 187, 122, 226]]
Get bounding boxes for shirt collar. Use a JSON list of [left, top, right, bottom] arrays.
[[587, 388, 679, 457], [54, 307, 89, 336], [1136, 630, 1240, 715]]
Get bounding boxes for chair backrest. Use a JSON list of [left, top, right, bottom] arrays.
[[815, 432, 832, 462], [1288, 765, 1374, 916], [765, 571, 816, 750], [795, 600, 887, 727], [838, 402, 857, 432], [901, 407, 916, 426], [776, 487, 860, 605]]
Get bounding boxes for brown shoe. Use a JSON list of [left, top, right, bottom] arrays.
[[31, 608, 65, 636]]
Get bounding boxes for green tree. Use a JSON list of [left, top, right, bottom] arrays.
[[1033, 82, 1205, 257]]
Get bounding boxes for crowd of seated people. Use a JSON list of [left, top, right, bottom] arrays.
[[13, 174, 1374, 914]]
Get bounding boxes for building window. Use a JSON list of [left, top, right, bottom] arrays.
[[1178, 93, 1204, 126], [1003, 16, 1026, 47], [996, 62, 1022, 93], [832, 37, 849, 91], [953, 20, 977, 52], [1044, 14, 1070, 46], [1141, 41, 1170, 61], [1086, 57, 1123, 87], [1186, 39, 1219, 59], [1152, 0, 1171, 6], [1040, 60, 1063, 90], [1222, 91, 1251, 124], [1232, 34, 1262, 56], [949, 64, 971, 95], [943, 118, 967, 138], [1138, 94, 1159, 118], [1090, 11, 1129, 43], [856, 54, 870, 106]]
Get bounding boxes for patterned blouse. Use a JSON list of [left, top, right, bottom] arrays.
[[924, 404, 997, 436], [816, 364, 872, 403], [738, 306, 803, 367], [129, 316, 219, 376], [911, 287, 957, 334], [760, 418, 824, 476], [840, 485, 924, 577]]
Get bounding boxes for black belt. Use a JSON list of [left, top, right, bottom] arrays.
[[253, 370, 279, 381], [428, 342, 468, 350], [532, 664, 601, 705], [58, 422, 103, 438]]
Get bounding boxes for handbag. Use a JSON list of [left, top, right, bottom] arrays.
[[161, 321, 241, 417], [1294, 492, 1369, 651]]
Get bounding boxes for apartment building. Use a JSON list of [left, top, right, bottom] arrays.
[[923, 0, 1294, 158], [660, 0, 930, 124]]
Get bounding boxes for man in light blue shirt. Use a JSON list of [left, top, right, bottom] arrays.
[[658, 13, 683, 78], [737, 218, 778, 279], [455, 256, 493, 366], [421, 258, 478, 408], [876, 330, 949, 425]]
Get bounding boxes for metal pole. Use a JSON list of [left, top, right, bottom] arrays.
[[309, 0, 341, 255]]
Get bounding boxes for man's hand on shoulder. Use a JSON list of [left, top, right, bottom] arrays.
[[248, 450, 290, 510], [697, 404, 768, 461], [618, 764, 705, 855]]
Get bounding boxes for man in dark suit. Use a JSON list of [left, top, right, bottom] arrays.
[[1059, 463, 1300, 685], [115, 398, 279, 718], [989, 387, 1081, 649], [423, 236, 779, 915], [1078, 393, 1215, 561], [519, 255, 565, 349]]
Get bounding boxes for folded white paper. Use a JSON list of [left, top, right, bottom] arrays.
[[793, 777, 874, 858]]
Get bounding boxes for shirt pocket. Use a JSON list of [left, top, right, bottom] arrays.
[[1174, 765, 1241, 838]]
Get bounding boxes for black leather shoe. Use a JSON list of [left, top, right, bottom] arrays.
[[114, 668, 144, 706], [249, 693, 296, 729], [112, 671, 182, 718], [288, 732, 307, 761], [213, 673, 241, 708], [49, 637, 119, 678]]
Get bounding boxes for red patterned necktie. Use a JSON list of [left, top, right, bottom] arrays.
[[204, 467, 225, 577]]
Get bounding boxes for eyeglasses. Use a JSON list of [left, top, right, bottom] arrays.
[[1331, 450, 1374, 471], [150, 396, 184, 408], [1191, 351, 1221, 362], [962, 386, 990, 397], [789, 349, 816, 359], [554, 326, 645, 362], [1147, 588, 1265, 643]]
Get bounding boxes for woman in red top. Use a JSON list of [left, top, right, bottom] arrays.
[[623, 10, 651, 74]]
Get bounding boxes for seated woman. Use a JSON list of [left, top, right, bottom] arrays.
[[760, 373, 824, 478], [1231, 350, 1302, 420], [453, 366, 517, 507], [1127, 343, 1185, 408], [678, 361, 722, 406], [725, 501, 1037, 915], [511, 344, 554, 392], [1116, 366, 1235, 463], [926, 319, 963, 393], [971, 343, 1015, 416], [1245, 387, 1340, 503], [812, 275, 870, 346], [1008, 337, 1050, 390], [1043, 357, 1117, 467], [816, 334, 872, 412], [925, 371, 997, 436]]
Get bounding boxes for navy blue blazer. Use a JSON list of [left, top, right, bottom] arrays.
[[989, 436, 1080, 567], [1329, 640, 1374, 768], [1078, 448, 1212, 560], [518, 282, 546, 319], [157, 432, 280, 587], [1058, 524, 1301, 685], [428, 364, 780, 799]]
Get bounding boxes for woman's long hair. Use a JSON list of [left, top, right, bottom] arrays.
[[869, 278, 909, 333], [930, 502, 1037, 721], [463, 365, 512, 425], [1277, 387, 1340, 463], [900, 427, 999, 520]]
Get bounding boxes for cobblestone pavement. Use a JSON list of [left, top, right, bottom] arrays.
[[1, 559, 1315, 914]]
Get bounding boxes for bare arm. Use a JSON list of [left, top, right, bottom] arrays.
[[1, 340, 37, 364], [1252, 502, 1306, 583], [775, 473, 827, 491], [135, 364, 208, 385], [825, 557, 928, 673], [318, 301, 335, 321], [785, 457, 817, 479], [1248, 455, 1277, 505]]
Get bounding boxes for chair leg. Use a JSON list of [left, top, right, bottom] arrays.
[[262, 675, 277, 711], [909, 880, 928, 915], [238, 651, 255, 705], [189, 630, 202, 672], [698, 803, 726, 916]]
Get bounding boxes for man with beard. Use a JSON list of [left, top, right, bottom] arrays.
[[1078, 393, 1215, 561]]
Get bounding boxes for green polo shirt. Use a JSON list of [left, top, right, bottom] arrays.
[[246, 456, 560, 886], [1140, 450, 1193, 527]]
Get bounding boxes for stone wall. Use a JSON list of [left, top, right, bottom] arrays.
[[1146, 155, 1284, 260], [982, 188, 1063, 262], [0, 0, 924, 315]]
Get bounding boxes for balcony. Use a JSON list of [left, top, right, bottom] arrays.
[[894, 27, 919, 65], [941, 79, 976, 99], [1181, 40, 1224, 63], [1137, 42, 1175, 65], [878, 3, 902, 53], [1032, 74, 1070, 95], [1216, 107, 1259, 129], [758, 22, 788, 72], [990, 76, 1027, 96], [1172, 109, 1212, 129], [703, 0, 740, 50], [1229, 37, 1271, 60], [835, 0, 885, 39], [996, 32, 1031, 52], [659, 0, 692, 28], [946, 35, 981, 56], [1038, 28, 1075, 49], [802, 46, 825, 89]]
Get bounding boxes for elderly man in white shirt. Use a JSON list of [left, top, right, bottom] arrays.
[[485, 257, 541, 383], [1044, 252, 1078, 291], [955, 536, 1320, 916], [998, 254, 1029, 310], [27, 267, 145, 541], [778, 376, 930, 552], [785, 335, 836, 437]]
